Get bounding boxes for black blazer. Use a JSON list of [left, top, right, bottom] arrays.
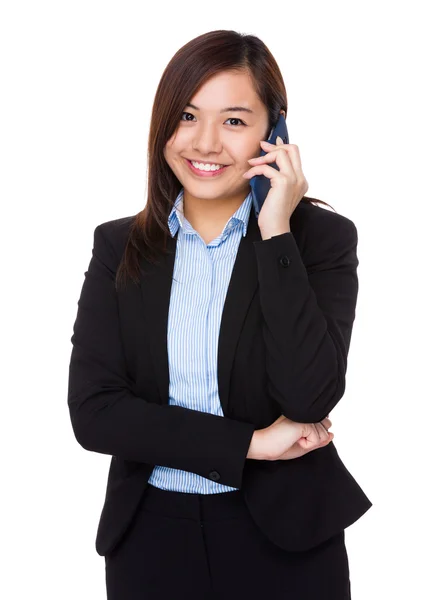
[[67, 198, 372, 557]]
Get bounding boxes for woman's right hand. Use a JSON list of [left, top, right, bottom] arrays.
[[260, 414, 334, 461]]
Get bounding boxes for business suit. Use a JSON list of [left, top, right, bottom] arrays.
[[67, 195, 372, 568]]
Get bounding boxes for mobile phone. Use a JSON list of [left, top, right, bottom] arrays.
[[250, 113, 289, 219]]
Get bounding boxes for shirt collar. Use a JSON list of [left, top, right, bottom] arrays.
[[167, 187, 253, 239]]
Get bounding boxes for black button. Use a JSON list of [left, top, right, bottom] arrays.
[[279, 255, 291, 267], [208, 470, 221, 481]]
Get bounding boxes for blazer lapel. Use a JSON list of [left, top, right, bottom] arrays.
[[138, 203, 263, 415]]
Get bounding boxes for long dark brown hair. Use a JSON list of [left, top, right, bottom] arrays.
[[116, 30, 334, 290]]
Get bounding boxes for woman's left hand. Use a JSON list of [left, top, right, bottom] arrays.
[[243, 137, 309, 234]]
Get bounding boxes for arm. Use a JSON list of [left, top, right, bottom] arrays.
[[252, 215, 359, 424], [67, 224, 256, 489]]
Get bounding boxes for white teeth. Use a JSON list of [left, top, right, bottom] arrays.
[[190, 160, 224, 171]]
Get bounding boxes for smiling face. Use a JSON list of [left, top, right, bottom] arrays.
[[163, 69, 272, 212]]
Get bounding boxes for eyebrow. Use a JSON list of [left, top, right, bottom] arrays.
[[185, 102, 254, 114]]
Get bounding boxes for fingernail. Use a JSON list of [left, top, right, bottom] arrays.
[[276, 135, 283, 144]]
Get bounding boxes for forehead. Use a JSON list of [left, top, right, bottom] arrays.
[[189, 70, 262, 113]]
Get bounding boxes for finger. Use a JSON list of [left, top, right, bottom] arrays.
[[248, 148, 294, 176], [250, 148, 298, 183], [318, 420, 332, 434], [274, 147, 305, 184], [242, 163, 287, 180], [316, 422, 329, 444], [318, 422, 333, 445], [305, 423, 323, 447], [260, 142, 304, 177]]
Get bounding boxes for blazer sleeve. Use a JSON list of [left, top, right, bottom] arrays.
[[252, 215, 359, 424], [67, 223, 256, 489]]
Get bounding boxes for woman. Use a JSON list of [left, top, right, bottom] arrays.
[[68, 29, 372, 599]]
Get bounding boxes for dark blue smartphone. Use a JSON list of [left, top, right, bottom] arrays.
[[250, 113, 289, 219]]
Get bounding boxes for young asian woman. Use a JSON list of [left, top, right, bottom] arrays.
[[67, 29, 372, 600]]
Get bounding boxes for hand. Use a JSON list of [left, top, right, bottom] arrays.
[[242, 126, 309, 233], [262, 414, 333, 461]]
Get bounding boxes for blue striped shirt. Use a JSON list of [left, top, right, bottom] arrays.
[[148, 186, 254, 494]]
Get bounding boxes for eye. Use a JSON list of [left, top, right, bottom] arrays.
[[226, 117, 247, 127], [181, 112, 247, 127], [181, 112, 195, 122]]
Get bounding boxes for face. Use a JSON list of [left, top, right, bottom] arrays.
[[163, 70, 282, 205]]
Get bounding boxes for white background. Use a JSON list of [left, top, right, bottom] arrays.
[[1, 1, 424, 598]]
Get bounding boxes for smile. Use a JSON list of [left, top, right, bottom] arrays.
[[185, 159, 229, 177]]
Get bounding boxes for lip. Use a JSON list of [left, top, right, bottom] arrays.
[[185, 158, 229, 177]]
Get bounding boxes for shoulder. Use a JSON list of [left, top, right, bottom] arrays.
[[92, 214, 137, 270], [95, 214, 137, 244], [292, 199, 358, 267], [295, 198, 357, 239]]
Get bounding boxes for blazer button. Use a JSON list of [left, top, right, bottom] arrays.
[[208, 470, 221, 481], [279, 255, 291, 267]]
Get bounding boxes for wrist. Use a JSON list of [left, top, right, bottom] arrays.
[[246, 429, 271, 461], [259, 223, 291, 240]]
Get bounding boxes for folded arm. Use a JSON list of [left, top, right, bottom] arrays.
[[67, 224, 255, 489]]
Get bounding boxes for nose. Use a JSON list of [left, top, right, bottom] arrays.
[[191, 123, 222, 156]]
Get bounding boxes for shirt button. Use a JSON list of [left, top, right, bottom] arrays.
[[279, 255, 291, 267], [208, 470, 221, 481]]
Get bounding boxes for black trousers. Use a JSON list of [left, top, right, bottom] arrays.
[[105, 483, 351, 599]]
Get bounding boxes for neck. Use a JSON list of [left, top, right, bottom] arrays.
[[182, 188, 249, 232]]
